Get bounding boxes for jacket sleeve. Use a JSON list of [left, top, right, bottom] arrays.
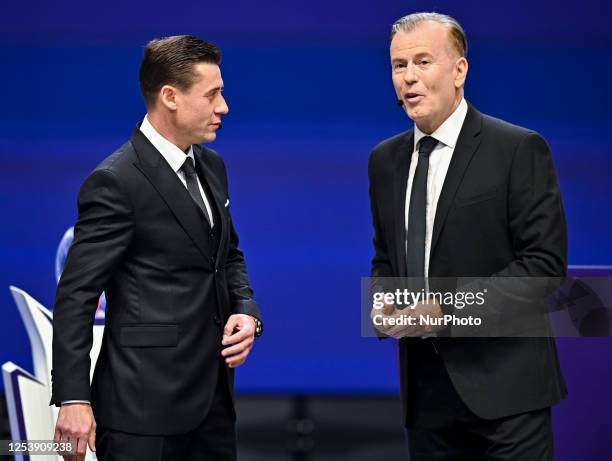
[[443, 132, 568, 337], [369, 149, 394, 280], [217, 158, 261, 321], [51, 168, 134, 405], [498, 132, 568, 278], [368, 149, 395, 339]]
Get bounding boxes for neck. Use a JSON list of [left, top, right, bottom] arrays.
[[146, 111, 191, 153], [415, 91, 463, 135]]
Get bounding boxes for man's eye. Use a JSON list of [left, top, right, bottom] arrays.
[[206, 89, 224, 100], [418, 60, 431, 66], [393, 63, 406, 70]]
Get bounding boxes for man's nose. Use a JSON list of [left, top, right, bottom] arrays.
[[216, 94, 229, 115], [403, 63, 418, 85]]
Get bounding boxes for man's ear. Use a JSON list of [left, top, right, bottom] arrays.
[[158, 85, 178, 111], [454, 57, 468, 89]]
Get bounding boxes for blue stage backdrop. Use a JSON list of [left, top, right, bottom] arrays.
[[1, 1, 611, 458]]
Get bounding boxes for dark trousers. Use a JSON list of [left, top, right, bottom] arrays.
[[95, 365, 236, 461], [407, 340, 554, 461]]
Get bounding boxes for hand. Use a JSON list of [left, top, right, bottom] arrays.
[[221, 314, 256, 368], [370, 302, 400, 336], [54, 403, 96, 461]]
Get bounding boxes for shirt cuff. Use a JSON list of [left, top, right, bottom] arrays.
[[61, 400, 91, 405]]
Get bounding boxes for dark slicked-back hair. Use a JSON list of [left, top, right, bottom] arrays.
[[139, 35, 221, 108]]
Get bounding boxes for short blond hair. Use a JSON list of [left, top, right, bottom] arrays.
[[391, 12, 468, 57]]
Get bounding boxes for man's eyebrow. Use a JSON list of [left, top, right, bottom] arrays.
[[205, 85, 224, 95], [413, 51, 433, 59], [391, 51, 433, 62]]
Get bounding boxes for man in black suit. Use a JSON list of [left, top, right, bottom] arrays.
[[368, 13, 566, 460], [51, 35, 262, 461]]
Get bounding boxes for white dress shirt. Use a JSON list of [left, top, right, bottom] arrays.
[[405, 98, 468, 277], [140, 115, 215, 227]]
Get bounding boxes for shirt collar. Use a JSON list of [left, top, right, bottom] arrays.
[[140, 115, 194, 172], [413, 98, 468, 151]]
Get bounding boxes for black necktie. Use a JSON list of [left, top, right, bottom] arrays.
[[181, 157, 212, 227], [406, 136, 438, 279]]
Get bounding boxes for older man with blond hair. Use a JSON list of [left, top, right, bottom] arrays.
[[369, 12, 567, 460]]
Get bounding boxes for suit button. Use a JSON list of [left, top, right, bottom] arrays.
[[213, 315, 222, 325], [210, 256, 216, 264]]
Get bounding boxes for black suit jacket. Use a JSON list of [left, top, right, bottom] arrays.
[[51, 127, 260, 435], [368, 104, 567, 425]]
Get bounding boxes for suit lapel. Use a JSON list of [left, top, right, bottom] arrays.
[[393, 131, 414, 278], [194, 152, 227, 263], [130, 127, 212, 261], [430, 105, 483, 254]]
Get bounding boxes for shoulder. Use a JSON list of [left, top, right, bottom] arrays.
[[368, 129, 412, 173], [479, 111, 545, 146], [471, 107, 553, 165], [91, 141, 138, 177], [370, 129, 412, 158], [79, 141, 138, 199]]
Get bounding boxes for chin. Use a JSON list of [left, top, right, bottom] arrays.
[[408, 109, 432, 124], [406, 109, 423, 123], [200, 133, 217, 144]]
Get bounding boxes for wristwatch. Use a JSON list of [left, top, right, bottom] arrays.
[[251, 316, 263, 338]]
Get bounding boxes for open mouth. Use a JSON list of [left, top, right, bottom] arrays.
[[405, 93, 424, 104]]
